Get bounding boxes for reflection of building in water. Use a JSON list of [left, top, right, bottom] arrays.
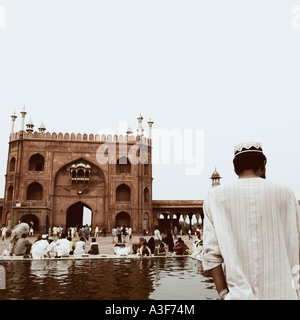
[[0, 108, 213, 233]]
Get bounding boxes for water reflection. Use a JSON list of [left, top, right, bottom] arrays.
[[0, 258, 217, 300]]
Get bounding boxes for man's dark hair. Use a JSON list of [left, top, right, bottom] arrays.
[[233, 152, 267, 174]]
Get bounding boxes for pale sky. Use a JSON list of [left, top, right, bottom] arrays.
[[1, 0, 300, 200]]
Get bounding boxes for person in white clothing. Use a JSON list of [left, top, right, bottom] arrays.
[[31, 235, 49, 259], [94, 225, 99, 237], [56, 233, 70, 257], [52, 226, 58, 240], [202, 142, 300, 300], [74, 237, 86, 255], [46, 237, 57, 258], [154, 225, 162, 247], [1, 226, 7, 243]]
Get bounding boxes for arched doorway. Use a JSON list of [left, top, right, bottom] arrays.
[[66, 202, 92, 228], [20, 214, 39, 231], [116, 211, 130, 227]]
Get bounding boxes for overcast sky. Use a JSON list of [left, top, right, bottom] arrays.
[[0, 0, 300, 200]]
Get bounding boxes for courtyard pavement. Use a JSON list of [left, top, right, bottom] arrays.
[[0, 233, 197, 256]]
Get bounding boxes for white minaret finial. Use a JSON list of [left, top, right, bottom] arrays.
[[210, 167, 221, 188], [126, 125, 133, 136], [20, 105, 27, 132], [137, 114, 144, 136], [11, 110, 18, 134], [26, 118, 34, 133], [38, 122, 46, 132], [147, 118, 154, 140]]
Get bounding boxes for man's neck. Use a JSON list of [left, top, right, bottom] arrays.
[[238, 170, 261, 179]]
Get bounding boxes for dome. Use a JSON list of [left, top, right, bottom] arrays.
[[210, 168, 221, 179], [38, 122, 46, 131], [26, 119, 34, 126]]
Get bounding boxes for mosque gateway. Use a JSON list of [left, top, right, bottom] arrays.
[[0, 108, 207, 234]]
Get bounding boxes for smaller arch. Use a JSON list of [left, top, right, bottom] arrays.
[[116, 184, 131, 202], [144, 164, 150, 176], [27, 182, 43, 201], [77, 169, 85, 177], [116, 211, 131, 227], [144, 187, 150, 203], [9, 157, 16, 172], [29, 154, 45, 171], [7, 185, 13, 201]]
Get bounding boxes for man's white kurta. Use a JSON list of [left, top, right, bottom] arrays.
[[202, 178, 300, 300]]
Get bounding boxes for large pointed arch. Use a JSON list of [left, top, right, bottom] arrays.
[[66, 201, 93, 228]]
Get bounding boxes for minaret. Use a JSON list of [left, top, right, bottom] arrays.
[[147, 118, 154, 140], [26, 118, 34, 133], [126, 125, 133, 136], [38, 122, 46, 132], [11, 111, 17, 134], [20, 105, 27, 132], [137, 114, 144, 136], [210, 168, 221, 188]]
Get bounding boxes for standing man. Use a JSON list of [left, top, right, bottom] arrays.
[[154, 225, 162, 247], [112, 226, 117, 243], [1, 225, 7, 244], [202, 142, 300, 300]]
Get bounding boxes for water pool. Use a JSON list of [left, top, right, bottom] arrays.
[[0, 257, 217, 300]]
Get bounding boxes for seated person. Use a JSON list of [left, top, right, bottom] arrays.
[[173, 237, 189, 255], [31, 234, 49, 259], [67, 237, 75, 255], [154, 242, 169, 256], [132, 237, 145, 254], [13, 233, 32, 258], [88, 238, 99, 255], [56, 233, 71, 257], [74, 237, 86, 255], [139, 241, 152, 256], [46, 237, 58, 258]]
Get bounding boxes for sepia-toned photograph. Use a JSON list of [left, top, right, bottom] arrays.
[[0, 0, 300, 309]]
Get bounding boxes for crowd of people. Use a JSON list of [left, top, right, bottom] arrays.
[[1, 222, 201, 259], [131, 226, 192, 257], [3, 230, 101, 259]]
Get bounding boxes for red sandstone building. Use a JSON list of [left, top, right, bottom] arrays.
[[0, 108, 218, 234]]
